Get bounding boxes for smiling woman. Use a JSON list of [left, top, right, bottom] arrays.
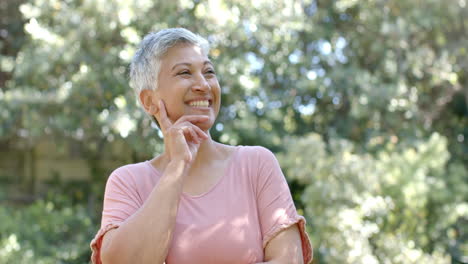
[[89, 28, 312, 264], [144, 42, 221, 133]]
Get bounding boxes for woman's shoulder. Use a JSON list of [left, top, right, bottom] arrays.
[[235, 145, 276, 160], [111, 160, 152, 175], [220, 144, 278, 169], [107, 160, 158, 186]]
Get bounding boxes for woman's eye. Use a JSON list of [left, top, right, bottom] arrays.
[[205, 69, 216, 75], [178, 71, 190, 75]]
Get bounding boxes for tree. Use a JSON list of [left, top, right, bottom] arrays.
[[1, 0, 466, 263]]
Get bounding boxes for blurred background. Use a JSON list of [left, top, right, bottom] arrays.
[[0, 0, 467, 263]]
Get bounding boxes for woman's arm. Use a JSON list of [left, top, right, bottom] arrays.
[[257, 224, 304, 264], [100, 101, 208, 264], [253, 146, 312, 264], [100, 159, 188, 264]]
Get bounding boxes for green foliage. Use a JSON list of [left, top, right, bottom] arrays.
[[0, 194, 95, 264], [279, 133, 467, 263]]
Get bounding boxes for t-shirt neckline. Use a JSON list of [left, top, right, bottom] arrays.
[[145, 146, 241, 199]]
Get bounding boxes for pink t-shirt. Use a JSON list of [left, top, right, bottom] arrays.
[[90, 146, 312, 264]]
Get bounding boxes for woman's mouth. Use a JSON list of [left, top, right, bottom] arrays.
[[187, 100, 210, 108]]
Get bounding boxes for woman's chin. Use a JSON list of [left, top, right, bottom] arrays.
[[196, 121, 214, 133]]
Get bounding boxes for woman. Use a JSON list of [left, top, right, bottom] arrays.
[[90, 28, 312, 264]]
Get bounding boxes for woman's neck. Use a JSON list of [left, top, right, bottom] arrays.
[[187, 135, 221, 170]]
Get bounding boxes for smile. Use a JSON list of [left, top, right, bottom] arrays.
[[188, 100, 210, 107]]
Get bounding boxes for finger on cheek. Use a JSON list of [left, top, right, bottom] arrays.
[[154, 104, 159, 114], [160, 100, 169, 119], [159, 100, 165, 112]]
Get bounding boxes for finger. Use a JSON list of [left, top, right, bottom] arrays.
[[177, 121, 208, 140], [157, 100, 172, 131], [187, 127, 200, 144], [174, 115, 210, 125], [179, 122, 202, 143], [179, 126, 191, 141], [190, 124, 209, 140]]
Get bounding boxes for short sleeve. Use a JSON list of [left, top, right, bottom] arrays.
[[254, 147, 313, 264], [90, 169, 142, 264]]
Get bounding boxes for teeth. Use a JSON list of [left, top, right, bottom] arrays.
[[189, 100, 209, 107]]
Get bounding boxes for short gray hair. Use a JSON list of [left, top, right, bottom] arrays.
[[129, 28, 210, 100]]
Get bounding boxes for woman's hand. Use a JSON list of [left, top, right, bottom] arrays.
[[155, 100, 209, 164]]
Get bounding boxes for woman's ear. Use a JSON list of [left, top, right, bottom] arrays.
[[139, 90, 158, 115]]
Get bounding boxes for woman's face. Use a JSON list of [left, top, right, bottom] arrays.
[[154, 43, 221, 131]]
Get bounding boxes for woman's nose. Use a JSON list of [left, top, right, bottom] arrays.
[[191, 74, 210, 92]]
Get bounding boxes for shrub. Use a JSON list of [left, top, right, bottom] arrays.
[[0, 194, 96, 264]]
